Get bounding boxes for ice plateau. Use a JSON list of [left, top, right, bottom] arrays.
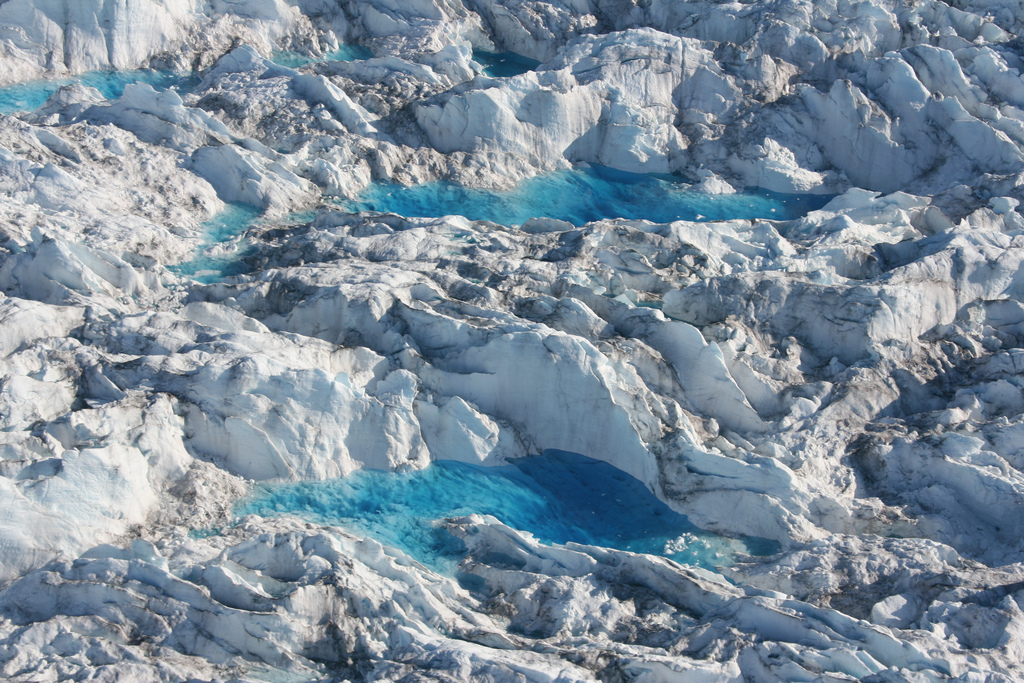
[[1, 0, 1024, 680]]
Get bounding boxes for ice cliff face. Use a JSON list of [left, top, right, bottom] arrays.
[[1, 0, 1024, 680]]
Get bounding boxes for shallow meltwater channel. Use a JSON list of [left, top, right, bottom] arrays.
[[236, 451, 778, 574], [342, 165, 832, 226], [0, 69, 195, 114], [170, 204, 263, 283]]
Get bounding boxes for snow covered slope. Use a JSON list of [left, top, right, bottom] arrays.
[[1, 0, 1024, 680]]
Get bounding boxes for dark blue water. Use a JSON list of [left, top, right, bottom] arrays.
[[271, 45, 374, 68], [236, 451, 778, 574], [0, 70, 196, 114], [340, 166, 832, 226], [473, 50, 541, 77]]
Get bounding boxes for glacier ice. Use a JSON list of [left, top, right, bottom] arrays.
[[0, 0, 1024, 680]]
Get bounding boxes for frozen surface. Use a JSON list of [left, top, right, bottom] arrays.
[[342, 165, 831, 225], [1, 0, 1024, 680]]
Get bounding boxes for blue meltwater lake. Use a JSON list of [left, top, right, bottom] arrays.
[[236, 451, 779, 574], [341, 165, 832, 226], [473, 49, 542, 78], [0, 70, 196, 114]]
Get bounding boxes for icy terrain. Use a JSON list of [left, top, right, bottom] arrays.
[[1, 0, 1024, 680]]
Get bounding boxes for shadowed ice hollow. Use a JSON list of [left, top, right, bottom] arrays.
[[270, 45, 374, 68]]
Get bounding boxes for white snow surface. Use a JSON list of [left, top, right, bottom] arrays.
[[0, 0, 1024, 680]]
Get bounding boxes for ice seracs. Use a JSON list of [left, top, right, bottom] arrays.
[[1, 0, 1024, 680]]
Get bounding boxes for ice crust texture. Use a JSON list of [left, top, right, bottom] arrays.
[[1, 0, 1024, 681]]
